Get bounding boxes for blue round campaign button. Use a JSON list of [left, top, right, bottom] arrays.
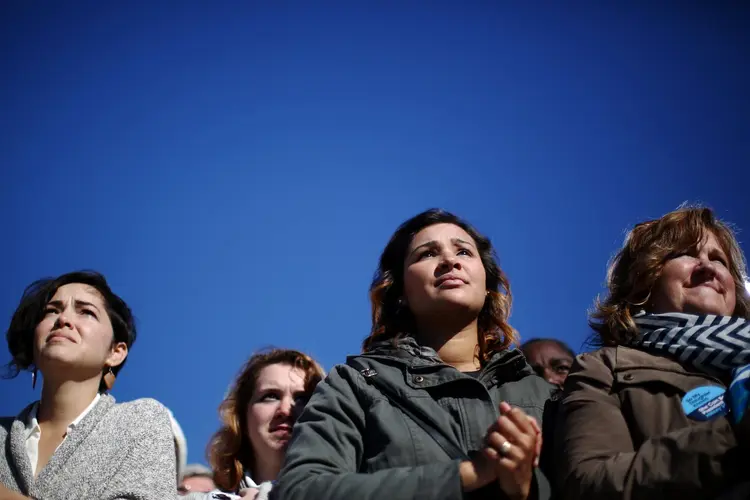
[[681, 385, 728, 421]]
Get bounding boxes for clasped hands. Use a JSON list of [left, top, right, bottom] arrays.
[[459, 402, 541, 500]]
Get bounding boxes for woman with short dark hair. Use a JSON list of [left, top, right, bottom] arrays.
[[557, 206, 750, 499], [275, 209, 556, 500], [0, 270, 176, 499]]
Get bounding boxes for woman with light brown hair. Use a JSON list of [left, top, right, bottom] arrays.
[[275, 209, 556, 500], [556, 205, 750, 500], [186, 349, 324, 500]]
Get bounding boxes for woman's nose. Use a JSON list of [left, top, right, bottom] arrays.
[[54, 310, 73, 329], [276, 397, 294, 416], [438, 252, 460, 270], [695, 255, 718, 277]]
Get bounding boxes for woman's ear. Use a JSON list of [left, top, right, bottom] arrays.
[[106, 342, 128, 368]]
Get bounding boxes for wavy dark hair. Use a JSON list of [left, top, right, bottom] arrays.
[[364, 209, 517, 363], [5, 270, 137, 392], [208, 349, 324, 492], [590, 205, 750, 346]]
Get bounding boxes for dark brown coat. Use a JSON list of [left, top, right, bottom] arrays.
[[555, 346, 750, 500]]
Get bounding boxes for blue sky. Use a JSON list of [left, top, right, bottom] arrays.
[[1, 3, 747, 464]]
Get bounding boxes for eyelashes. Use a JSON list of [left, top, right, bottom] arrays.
[[417, 247, 473, 261], [41, 307, 98, 319]]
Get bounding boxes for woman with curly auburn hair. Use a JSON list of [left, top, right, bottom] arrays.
[[275, 209, 557, 500], [556, 205, 750, 500], [186, 349, 323, 500]]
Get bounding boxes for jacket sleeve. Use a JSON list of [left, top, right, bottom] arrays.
[[273, 364, 465, 500], [102, 401, 178, 500], [556, 351, 744, 500]]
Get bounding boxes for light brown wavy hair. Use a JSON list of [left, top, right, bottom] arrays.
[[364, 209, 518, 364], [207, 349, 324, 491], [590, 206, 750, 346]]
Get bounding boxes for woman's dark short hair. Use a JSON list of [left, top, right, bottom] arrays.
[[364, 208, 517, 363], [5, 270, 137, 391]]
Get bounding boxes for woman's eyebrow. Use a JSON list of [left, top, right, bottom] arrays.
[[409, 240, 439, 257], [452, 238, 476, 249]]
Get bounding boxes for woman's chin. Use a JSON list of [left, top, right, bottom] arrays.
[[267, 436, 291, 451], [431, 296, 484, 315], [682, 302, 734, 317]]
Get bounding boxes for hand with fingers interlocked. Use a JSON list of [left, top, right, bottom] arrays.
[[482, 401, 540, 500]]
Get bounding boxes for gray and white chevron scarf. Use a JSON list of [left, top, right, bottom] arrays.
[[631, 312, 750, 376]]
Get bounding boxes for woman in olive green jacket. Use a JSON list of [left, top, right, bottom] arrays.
[[275, 209, 557, 500]]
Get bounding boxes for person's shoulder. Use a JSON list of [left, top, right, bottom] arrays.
[[574, 345, 642, 372], [0, 402, 36, 435], [109, 397, 171, 429], [519, 371, 556, 392], [335, 353, 408, 389], [0, 415, 15, 435], [114, 396, 168, 414], [308, 358, 383, 405], [564, 347, 623, 391], [493, 350, 556, 405], [512, 369, 557, 404], [332, 354, 389, 379], [319, 361, 365, 390], [575, 346, 617, 362], [0, 413, 17, 426]]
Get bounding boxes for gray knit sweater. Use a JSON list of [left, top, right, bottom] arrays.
[[0, 394, 176, 500]]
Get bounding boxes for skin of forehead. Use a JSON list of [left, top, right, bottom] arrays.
[[50, 283, 106, 305], [410, 224, 476, 248], [525, 341, 573, 363]]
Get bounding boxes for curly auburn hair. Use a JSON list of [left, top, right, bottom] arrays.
[[590, 205, 750, 346], [363, 208, 518, 364], [207, 349, 324, 492]]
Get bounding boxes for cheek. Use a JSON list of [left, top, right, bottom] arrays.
[[245, 406, 264, 448], [33, 320, 48, 343], [469, 262, 487, 289], [403, 267, 430, 301], [649, 278, 675, 309], [660, 260, 691, 285], [34, 315, 55, 334], [246, 406, 259, 431], [246, 405, 273, 434], [719, 271, 737, 308], [652, 263, 686, 298], [33, 318, 54, 349], [86, 323, 116, 352]]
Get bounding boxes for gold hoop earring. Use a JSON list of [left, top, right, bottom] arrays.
[[630, 289, 653, 308]]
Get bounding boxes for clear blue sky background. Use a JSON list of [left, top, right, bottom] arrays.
[[1, 3, 747, 465]]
